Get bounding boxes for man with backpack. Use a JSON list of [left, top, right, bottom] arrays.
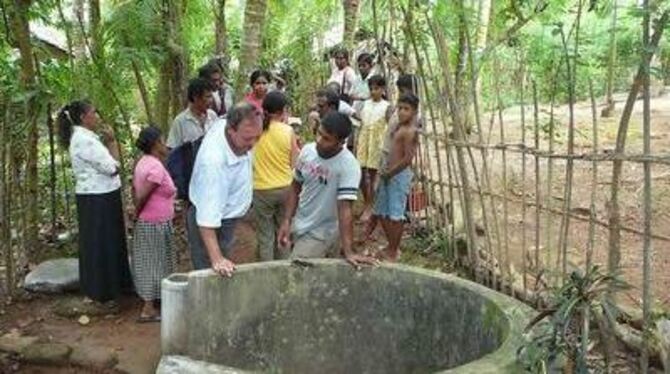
[[187, 102, 262, 275], [167, 78, 218, 149]]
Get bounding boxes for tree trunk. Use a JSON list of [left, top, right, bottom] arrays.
[[342, 0, 361, 49], [166, 0, 188, 116], [602, 0, 618, 118], [7, 0, 39, 263], [156, 57, 173, 133], [73, 0, 86, 57], [47, 103, 57, 241], [236, 0, 267, 96], [607, 10, 668, 296], [214, 0, 227, 56], [89, 0, 102, 61]]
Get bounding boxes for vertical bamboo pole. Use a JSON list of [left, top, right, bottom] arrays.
[[404, 9, 448, 231], [583, 78, 600, 368], [545, 67, 558, 283], [463, 6, 502, 289], [532, 80, 542, 300], [518, 55, 528, 298], [641, 0, 652, 370], [494, 75, 511, 294], [557, 2, 583, 284], [426, 14, 480, 276], [418, 23, 491, 273]]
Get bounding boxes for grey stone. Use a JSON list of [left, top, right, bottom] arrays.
[[0, 333, 39, 353], [657, 319, 670, 371], [70, 345, 118, 369], [20, 342, 72, 365], [156, 355, 248, 374], [161, 260, 533, 374], [24, 258, 79, 293]]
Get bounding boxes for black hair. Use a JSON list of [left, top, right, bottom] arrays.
[[332, 47, 349, 60], [321, 112, 352, 141], [316, 89, 340, 110], [227, 102, 260, 131], [262, 91, 288, 131], [198, 63, 221, 80], [249, 69, 272, 87], [57, 100, 92, 148], [135, 126, 162, 154], [187, 77, 213, 103], [367, 74, 386, 88], [398, 93, 420, 110], [357, 53, 374, 65], [396, 74, 419, 94]]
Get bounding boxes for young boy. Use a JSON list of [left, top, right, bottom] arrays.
[[374, 93, 419, 261], [357, 75, 392, 222], [277, 112, 377, 267], [359, 74, 421, 243]]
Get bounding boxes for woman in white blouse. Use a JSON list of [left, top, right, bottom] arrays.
[[57, 100, 132, 308]]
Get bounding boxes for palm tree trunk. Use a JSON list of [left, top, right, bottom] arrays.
[[236, 0, 267, 96], [602, 0, 618, 118], [89, 0, 102, 61], [214, 0, 227, 56], [7, 0, 39, 263], [342, 0, 361, 49]]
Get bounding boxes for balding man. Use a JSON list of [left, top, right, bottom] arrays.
[[188, 103, 262, 276]]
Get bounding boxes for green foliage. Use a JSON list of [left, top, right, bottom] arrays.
[[518, 266, 630, 373]]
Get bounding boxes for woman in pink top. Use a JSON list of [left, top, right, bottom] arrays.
[[131, 126, 176, 322], [244, 69, 272, 112]]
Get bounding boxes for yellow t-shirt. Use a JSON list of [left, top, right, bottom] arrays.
[[253, 121, 294, 190]]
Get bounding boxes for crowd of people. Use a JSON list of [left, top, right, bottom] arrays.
[[56, 47, 422, 322]]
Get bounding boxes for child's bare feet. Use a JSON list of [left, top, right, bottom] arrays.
[[360, 207, 373, 223]]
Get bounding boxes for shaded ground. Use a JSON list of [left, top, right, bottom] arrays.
[[0, 212, 258, 374]]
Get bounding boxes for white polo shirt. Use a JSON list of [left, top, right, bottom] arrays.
[[188, 120, 253, 228]]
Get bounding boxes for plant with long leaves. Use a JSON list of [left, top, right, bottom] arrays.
[[519, 265, 630, 373]]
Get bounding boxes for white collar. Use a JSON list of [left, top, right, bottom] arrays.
[[74, 125, 99, 139]]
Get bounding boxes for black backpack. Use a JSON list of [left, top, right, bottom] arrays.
[[166, 136, 204, 201]]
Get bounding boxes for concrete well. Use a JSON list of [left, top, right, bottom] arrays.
[[158, 260, 532, 374]]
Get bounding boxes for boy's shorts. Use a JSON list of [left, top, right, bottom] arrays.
[[374, 168, 413, 221]]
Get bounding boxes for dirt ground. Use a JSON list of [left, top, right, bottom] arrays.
[[420, 89, 670, 309], [1, 90, 668, 373]]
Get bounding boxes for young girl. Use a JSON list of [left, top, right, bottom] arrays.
[[253, 91, 300, 261], [245, 69, 272, 112], [132, 126, 177, 322], [357, 75, 392, 222]]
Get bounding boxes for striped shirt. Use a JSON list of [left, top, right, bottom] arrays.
[[292, 143, 361, 240]]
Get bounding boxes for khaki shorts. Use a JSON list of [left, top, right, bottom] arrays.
[[289, 232, 341, 259]]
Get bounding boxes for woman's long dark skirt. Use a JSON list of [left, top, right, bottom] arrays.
[[76, 189, 132, 302]]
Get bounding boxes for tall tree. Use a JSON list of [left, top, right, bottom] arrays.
[[5, 0, 39, 262], [236, 0, 267, 96], [342, 0, 361, 48], [214, 0, 227, 56], [169, 0, 188, 118], [89, 0, 102, 61], [602, 0, 618, 117]]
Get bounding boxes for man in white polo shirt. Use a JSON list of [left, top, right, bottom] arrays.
[[188, 102, 262, 276]]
